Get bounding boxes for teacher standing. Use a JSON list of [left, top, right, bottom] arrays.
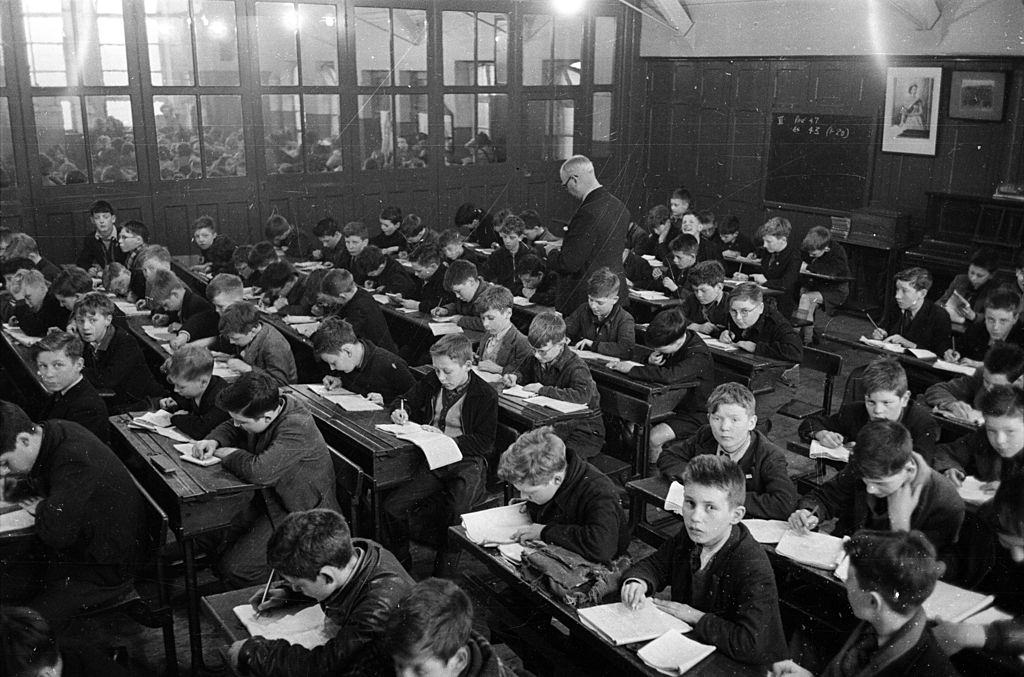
[[545, 155, 629, 314]]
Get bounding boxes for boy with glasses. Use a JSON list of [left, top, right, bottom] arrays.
[[719, 282, 802, 361]]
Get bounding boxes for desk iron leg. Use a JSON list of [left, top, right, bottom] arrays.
[[182, 538, 212, 676]]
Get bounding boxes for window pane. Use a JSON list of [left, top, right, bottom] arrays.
[[394, 94, 428, 168], [442, 12, 474, 86], [262, 94, 302, 174], [358, 93, 390, 170], [24, 7, 70, 87], [154, 95, 199, 180], [34, 96, 86, 186], [480, 13, 508, 85], [552, 15, 582, 86], [256, 3, 297, 86], [525, 99, 574, 161], [146, 0, 194, 86], [443, 11, 508, 87], [0, 13, 7, 88], [87, 95, 136, 182], [444, 94, 506, 166], [522, 15, 552, 86], [594, 17, 616, 85], [355, 7, 390, 86], [195, 0, 240, 86], [299, 4, 337, 86], [0, 99, 15, 187], [393, 9, 427, 86], [591, 92, 612, 158], [201, 95, 245, 177], [79, 1, 128, 86], [303, 94, 340, 172]]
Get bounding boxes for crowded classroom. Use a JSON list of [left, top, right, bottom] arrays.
[[0, 1, 1023, 676]]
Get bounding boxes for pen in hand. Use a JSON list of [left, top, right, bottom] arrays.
[[864, 311, 879, 330], [256, 568, 276, 618]]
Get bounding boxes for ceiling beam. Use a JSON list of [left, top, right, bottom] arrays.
[[887, 0, 942, 29], [641, 0, 694, 35]]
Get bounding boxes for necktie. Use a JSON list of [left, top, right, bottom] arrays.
[[901, 309, 912, 334]]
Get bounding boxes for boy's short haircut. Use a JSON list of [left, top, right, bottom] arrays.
[[232, 244, 253, 265], [645, 205, 671, 230], [360, 245, 386, 272], [206, 273, 244, 301], [852, 420, 913, 479], [985, 288, 1021, 313], [1, 257, 34, 277], [497, 426, 567, 486], [438, 228, 463, 249], [162, 344, 215, 382], [310, 317, 358, 355], [895, 266, 932, 291], [519, 209, 542, 232], [72, 291, 116, 319], [400, 213, 424, 236], [259, 260, 298, 291], [978, 384, 1024, 420], [137, 244, 171, 269], [342, 220, 369, 240], [89, 199, 115, 215], [264, 214, 291, 240], [646, 307, 688, 348], [707, 382, 756, 417], [247, 241, 278, 269], [379, 206, 402, 224], [474, 284, 514, 315], [312, 217, 341, 237], [669, 233, 699, 256], [728, 281, 764, 306], [386, 578, 474, 664], [718, 214, 741, 235], [121, 219, 149, 242], [682, 454, 746, 508], [7, 233, 40, 258], [31, 331, 84, 362], [444, 259, 478, 289], [146, 268, 185, 304], [757, 216, 792, 239], [215, 370, 282, 419], [266, 508, 354, 580], [51, 266, 93, 298], [861, 358, 908, 397], [454, 203, 483, 227], [970, 248, 1000, 274], [499, 214, 526, 237], [688, 260, 726, 288], [101, 262, 129, 290], [527, 311, 566, 348], [801, 225, 832, 252], [429, 333, 474, 364], [993, 473, 1024, 538], [409, 244, 442, 267], [697, 210, 716, 227], [193, 214, 217, 233], [0, 400, 35, 454], [18, 269, 47, 289], [218, 301, 262, 336], [984, 343, 1024, 381], [671, 187, 692, 204], [843, 529, 941, 615], [0, 605, 61, 677], [515, 253, 547, 278], [587, 267, 620, 298], [320, 268, 355, 296]]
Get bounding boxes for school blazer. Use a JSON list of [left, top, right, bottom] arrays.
[[726, 307, 803, 362], [334, 340, 416, 403], [410, 265, 454, 314], [177, 289, 220, 341], [369, 257, 416, 298], [75, 233, 124, 271], [564, 303, 636, 359], [476, 326, 533, 375], [923, 368, 983, 410], [487, 241, 533, 289], [12, 294, 69, 337], [798, 400, 940, 462], [442, 280, 494, 333], [628, 330, 714, 417], [516, 348, 604, 444], [821, 610, 960, 677], [168, 375, 229, 439], [241, 323, 297, 385], [38, 378, 110, 445], [881, 301, 953, 354], [761, 244, 802, 301], [200, 234, 237, 276], [336, 287, 399, 354], [83, 326, 166, 409], [933, 428, 1024, 482]]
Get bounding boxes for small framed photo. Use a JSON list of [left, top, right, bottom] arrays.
[[882, 66, 942, 156], [949, 71, 1006, 121]]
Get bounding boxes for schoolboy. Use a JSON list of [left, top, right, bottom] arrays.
[[796, 225, 851, 344], [361, 245, 416, 298], [51, 266, 94, 312], [102, 262, 132, 298], [401, 213, 439, 251], [206, 272, 247, 313], [264, 213, 316, 261], [620, 455, 787, 666], [655, 233, 698, 298], [157, 344, 229, 439], [310, 316, 415, 404], [228, 508, 412, 677], [317, 269, 399, 354], [564, 267, 636, 359], [384, 334, 498, 568], [638, 205, 678, 268], [400, 244, 453, 313], [659, 383, 797, 519], [668, 187, 692, 226], [945, 288, 1024, 367], [514, 253, 558, 306], [232, 244, 260, 286], [678, 211, 703, 240], [130, 244, 171, 303], [610, 308, 714, 461], [371, 205, 408, 256], [720, 282, 803, 362], [0, 400, 144, 623], [771, 530, 958, 677], [10, 270, 69, 337], [747, 217, 801, 318], [218, 301, 297, 384], [498, 426, 629, 564], [1, 606, 132, 677], [190, 374, 340, 586], [31, 331, 110, 444], [5, 234, 60, 284], [937, 248, 1001, 324], [799, 358, 939, 461], [434, 260, 493, 332], [925, 342, 1024, 422], [74, 292, 166, 411], [75, 200, 124, 274], [521, 208, 558, 245], [474, 284, 532, 374], [503, 312, 605, 458], [933, 384, 1024, 485], [147, 269, 220, 348], [246, 241, 280, 277], [789, 420, 965, 559], [190, 215, 236, 276], [872, 266, 952, 354], [622, 244, 655, 290], [343, 221, 371, 283], [683, 260, 730, 334], [117, 219, 148, 278], [438, 229, 478, 266], [311, 216, 347, 267], [716, 215, 755, 262], [488, 214, 533, 290], [259, 260, 314, 315]]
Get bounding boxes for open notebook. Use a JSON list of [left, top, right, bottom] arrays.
[[233, 604, 334, 649], [775, 530, 846, 571], [376, 423, 462, 470], [0, 508, 35, 533], [461, 503, 533, 545], [637, 629, 715, 676], [577, 602, 692, 647], [957, 476, 998, 506], [809, 440, 850, 463], [923, 581, 994, 622], [307, 384, 383, 412]]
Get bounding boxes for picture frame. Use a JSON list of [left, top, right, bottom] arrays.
[[949, 71, 1006, 121], [882, 66, 941, 156]]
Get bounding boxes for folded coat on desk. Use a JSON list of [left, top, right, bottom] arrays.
[[577, 602, 692, 646], [461, 503, 533, 545]]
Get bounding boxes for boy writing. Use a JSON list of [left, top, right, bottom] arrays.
[[218, 301, 298, 384], [157, 344, 230, 439], [9, 270, 68, 337], [51, 266, 94, 313], [653, 234, 698, 299], [746, 217, 801, 318], [190, 215, 236, 276], [401, 214, 439, 252], [944, 289, 1024, 367], [439, 229, 477, 266], [102, 262, 132, 298], [933, 384, 1024, 485], [514, 254, 558, 306], [937, 248, 1001, 325], [720, 282, 803, 362], [31, 331, 110, 444], [206, 272, 247, 313], [474, 285, 532, 374], [361, 245, 416, 298], [715, 215, 755, 269], [796, 225, 851, 344], [75, 200, 124, 274], [872, 267, 952, 355], [925, 343, 1024, 422], [565, 267, 636, 359], [399, 244, 453, 313], [310, 316, 416, 404], [433, 260, 493, 332], [264, 213, 316, 261], [371, 205, 408, 256], [521, 208, 558, 245], [147, 268, 220, 349], [317, 269, 399, 354], [5, 233, 61, 283], [311, 216, 347, 267], [259, 260, 315, 316], [683, 260, 730, 334]]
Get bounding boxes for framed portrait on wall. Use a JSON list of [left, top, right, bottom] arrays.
[[949, 71, 1006, 121], [882, 66, 941, 156]]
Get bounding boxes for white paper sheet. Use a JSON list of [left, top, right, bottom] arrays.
[[933, 359, 976, 376], [171, 443, 221, 466], [140, 325, 177, 342], [571, 348, 619, 363], [134, 410, 173, 428], [3, 326, 43, 346], [283, 315, 318, 324], [809, 439, 850, 463], [512, 296, 534, 307], [307, 385, 383, 411], [0, 508, 36, 533], [394, 429, 463, 470], [372, 294, 391, 305], [577, 603, 692, 647], [528, 395, 588, 413], [631, 290, 670, 302], [858, 336, 905, 353], [932, 406, 984, 426], [462, 503, 533, 545], [637, 629, 715, 676], [429, 322, 463, 336], [907, 348, 938, 360], [775, 530, 845, 570], [957, 476, 999, 506], [233, 604, 333, 649], [471, 367, 504, 384], [923, 580, 994, 622], [664, 481, 685, 513], [742, 519, 790, 544], [502, 385, 537, 399]]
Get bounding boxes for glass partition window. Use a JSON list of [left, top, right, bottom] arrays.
[[147, 0, 243, 87], [444, 94, 506, 166], [355, 7, 427, 87], [522, 14, 582, 87], [442, 11, 508, 86], [34, 97, 86, 185], [24, 0, 129, 87], [263, 94, 342, 175], [358, 94, 429, 170], [591, 92, 612, 158], [86, 95, 136, 182], [201, 95, 245, 176], [525, 99, 574, 161], [195, 1, 240, 86], [594, 17, 617, 86], [0, 98, 15, 187]]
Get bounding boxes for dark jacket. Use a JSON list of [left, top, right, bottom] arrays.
[[35, 257, 62, 284], [630, 330, 714, 418], [83, 326, 166, 409], [511, 271, 560, 308], [706, 232, 755, 265], [515, 347, 604, 455], [725, 306, 803, 362], [622, 250, 655, 290], [367, 257, 416, 298], [168, 374, 229, 439], [798, 400, 940, 462], [333, 340, 416, 403], [881, 301, 953, 355], [37, 377, 110, 445], [933, 428, 1024, 482], [476, 326, 533, 375], [28, 420, 144, 587], [175, 289, 220, 341], [938, 273, 1001, 321], [370, 230, 408, 254], [346, 631, 516, 677], [278, 227, 318, 262], [623, 523, 787, 666], [802, 244, 851, 312], [12, 294, 69, 337], [488, 241, 534, 290], [760, 243, 801, 317], [657, 428, 798, 520], [200, 234, 237, 276], [241, 323, 297, 385], [442, 280, 494, 333], [270, 275, 312, 317], [821, 610, 960, 677], [683, 293, 731, 333], [564, 302, 636, 359], [527, 449, 630, 564], [548, 186, 629, 314], [409, 264, 454, 314], [336, 288, 399, 354], [242, 538, 414, 677], [75, 232, 124, 271], [923, 368, 983, 410], [958, 319, 1024, 362]]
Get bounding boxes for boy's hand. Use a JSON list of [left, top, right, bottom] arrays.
[[18, 496, 42, 516], [191, 440, 219, 459], [136, 299, 149, 310], [943, 349, 961, 363], [662, 278, 678, 292], [523, 383, 542, 393], [573, 339, 594, 350], [887, 478, 924, 531], [501, 374, 518, 387], [606, 360, 633, 373], [391, 408, 410, 425], [322, 375, 344, 391], [226, 358, 251, 373], [433, 314, 460, 323], [751, 274, 767, 284], [272, 297, 288, 311], [366, 392, 384, 405], [477, 359, 502, 373], [689, 321, 717, 335], [732, 272, 750, 282], [647, 351, 666, 366], [735, 340, 757, 353], [814, 430, 845, 449], [420, 424, 443, 434], [771, 659, 814, 677], [151, 313, 170, 327], [719, 330, 735, 344], [872, 327, 888, 340], [248, 586, 292, 613], [620, 580, 648, 610], [168, 334, 188, 351], [401, 299, 419, 310], [158, 396, 179, 411], [885, 334, 915, 348], [651, 599, 703, 624], [311, 249, 322, 260], [932, 622, 986, 655], [431, 308, 450, 317], [943, 468, 965, 486], [788, 509, 819, 534], [944, 401, 975, 421]]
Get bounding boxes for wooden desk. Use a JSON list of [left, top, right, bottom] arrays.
[[259, 313, 322, 382], [0, 328, 48, 407], [722, 278, 784, 298], [109, 417, 257, 674], [822, 332, 961, 394], [800, 270, 855, 284], [171, 256, 209, 298], [626, 291, 684, 325], [379, 303, 485, 348], [704, 345, 792, 395], [449, 526, 762, 677]]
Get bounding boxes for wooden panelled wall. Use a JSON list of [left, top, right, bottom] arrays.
[[643, 58, 1024, 241]]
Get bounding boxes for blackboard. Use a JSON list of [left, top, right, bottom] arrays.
[[764, 112, 875, 212]]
